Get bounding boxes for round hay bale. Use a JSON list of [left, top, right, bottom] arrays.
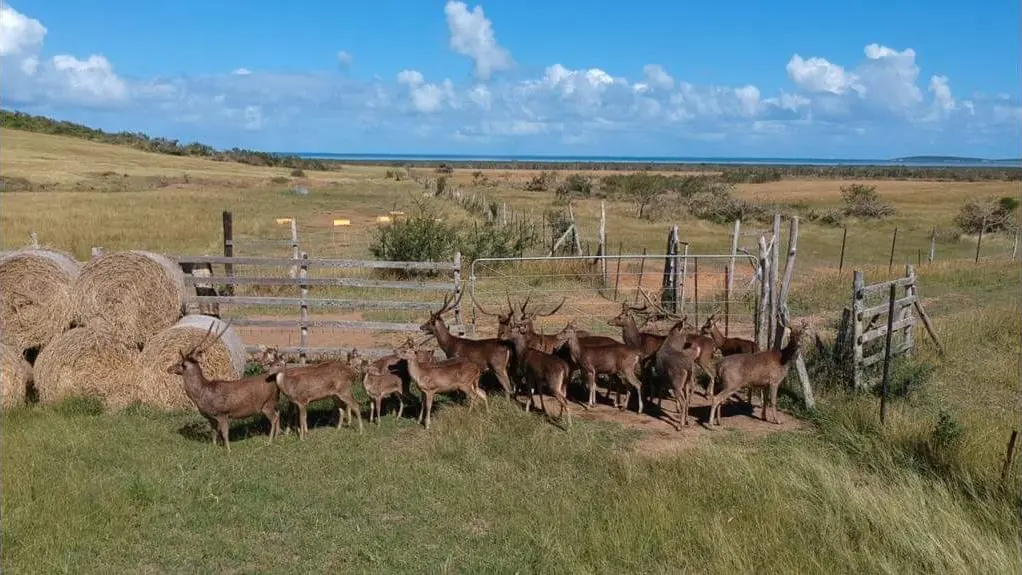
[[73, 251, 185, 347], [33, 326, 143, 409], [139, 315, 247, 410], [0, 248, 79, 352], [2, 345, 32, 409]]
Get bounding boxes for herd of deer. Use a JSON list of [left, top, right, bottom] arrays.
[[167, 288, 807, 449]]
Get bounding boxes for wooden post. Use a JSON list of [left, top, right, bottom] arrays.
[[677, 241, 689, 312], [755, 235, 771, 351], [912, 298, 945, 356], [634, 247, 647, 304], [888, 227, 898, 273], [1001, 430, 1019, 482], [901, 265, 917, 355], [693, 257, 700, 325], [726, 219, 740, 336], [838, 226, 848, 272], [851, 271, 865, 391], [222, 211, 234, 296], [975, 217, 986, 263], [928, 227, 936, 264], [612, 242, 623, 301], [879, 283, 897, 423], [774, 217, 799, 351], [661, 227, 678, 312], [769, 214, 781, 349], [598, 201, 608, 286], [298, 252, 309, 366], [453, 252, 463, 334], [917, 249, 921, 267], [1012, 229, 1019, 262]]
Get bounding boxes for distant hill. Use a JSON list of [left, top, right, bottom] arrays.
[[0, 108, 333, 171], [891, 155, 1021, 164]]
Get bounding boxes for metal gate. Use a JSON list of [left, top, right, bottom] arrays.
[[468, 253, 760, 341]]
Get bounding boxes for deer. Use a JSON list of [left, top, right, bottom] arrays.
[[554, 321, 645, 413], [394, 344, 487, 430], [360, 338, 432, 424], [420, 291, 515, 399], [257, 346, 364, 439], [708, 319, 808, 426], [501, 319, 572, 425], [638, 290, 719, 398], [699, 313, 759, 356], [653, 319, 705, 428], [167, 320, 281, 450]]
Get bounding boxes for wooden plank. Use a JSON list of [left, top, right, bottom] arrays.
[[857, 294, 917, 319], [244, 345, 395, 358], [862, 342, 914, 368], [859, 316, 917, 344], [851, 271, 865, 391], [182, 275, 452, 290], [223, 318, 436, 331], [859, 275, 916, 296], [185, 296, 437, 310], [173, 255, 455, 271]]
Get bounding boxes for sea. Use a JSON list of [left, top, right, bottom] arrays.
[[288, 152, 1021, 168]]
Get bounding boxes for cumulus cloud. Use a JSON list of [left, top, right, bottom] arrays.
[[0, 3, 1017, 157], [337, 50, 353, 68], [444, 1, 513, 80]]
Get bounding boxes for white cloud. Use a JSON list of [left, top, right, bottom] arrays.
[[786, 54, 861, 95], [232, 68, 253, 76], [50, 54, 128, 102], [642, 64, 674, 90], [243, 105, 263, 130], [444, 1, 513, 80], [396, 69, 454, 113], [929, 75, 955, 112], [734, 85, 761, 116], [856, 43, 922, 110], [396, 69, 424, 86], [0, 4, 45, 56], [337, 50, 353, 67]]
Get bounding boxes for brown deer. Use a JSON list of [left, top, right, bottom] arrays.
[[359, 338, 431, 424], [420, 291, 515, 398], [168, 321, 281, 450], [502, 320, 572, 425], [708, 319, 807, 426], [653, 319, 705, 427], [699, 313, 758, 356], [554, 321, 645, 413], [258, 346, 364, 439], [638, 292, 719, 398], [470, 288, 518, 340], [394, 345, 487, 430]]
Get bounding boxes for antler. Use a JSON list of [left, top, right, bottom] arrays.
[[639, 287, 680, 320], [533, 296, 565, 318], [469, 286, 502, 317], [188, 317, 234, 357]]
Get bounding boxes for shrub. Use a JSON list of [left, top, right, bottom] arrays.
[[953, 196, 1019, 234], [369, 200, 458, 262], [840, 184, 895, 219], [554, 174, 593, 203], [435, 164, 454, 175], [270, 176, 289, 185], [932, 228, 961, 244], [684, 185, 770, 224], [544, 208, 573, 242], [460, 221, 540, 262], [525, 171, 558, 191], [290, 168, 306, 178], [436, 176, 448, 197]]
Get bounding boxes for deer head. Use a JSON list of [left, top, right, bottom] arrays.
[[471, 288, 518, 339], [608, 301, 648, 327], [419, 291, 462, 335], [167, 318, 234, 375], [552, 320, 580, 346], [699, 313, 719, 335], [518, 290, 565, 326]]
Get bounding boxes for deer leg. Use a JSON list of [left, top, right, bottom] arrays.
[[584, 370, 597, 408], [769, 385, 780, 424], [493, 363, 514, 400], [263, 405, 279, 441], [396, 395, 405, 419], [374, 397, 383, 425], [205, 416, 219, 445], [423, 392, 435, 430], [217, 416, 230, 450], [476, 386, 489, 412], [343, 391, 363, 434], [297, 404, 309, 439]]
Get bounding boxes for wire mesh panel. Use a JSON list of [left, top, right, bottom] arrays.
[[468, 254, 760, 340]]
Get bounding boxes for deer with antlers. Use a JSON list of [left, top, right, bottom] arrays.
[[636, 289, 720, 399], [554, 321, 645, 413], [699, 313, 759, 356], [256, 346, 364, 439], [167, 320, 282, 450], [501, 319, 572, 425], [708, 319, 808, 426], [421, 291, 515, 399], [395, 344, 488, 430]]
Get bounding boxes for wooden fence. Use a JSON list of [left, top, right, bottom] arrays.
[[174, 252, 466, 362]]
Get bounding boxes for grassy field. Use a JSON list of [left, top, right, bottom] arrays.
[[2, 127, 1020, 573]]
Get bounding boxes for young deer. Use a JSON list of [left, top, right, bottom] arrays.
[[502, 320, 572, 425], [258, 346, 364, 439], [395, 345, 487, 430], [360, 338, 429, 424], [708, 319, 807, 426], [554, 321, 645, 413], [420, 291, 515, 399], [652, 319, 707, 427], [699, 313, 759, 356], [168, 321, 281, 450]]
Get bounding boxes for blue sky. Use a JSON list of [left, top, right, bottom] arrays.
[[1, 1, 1019, 158]]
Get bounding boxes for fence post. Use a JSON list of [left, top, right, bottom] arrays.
[[598, 201, 607, 286], [299, 252, 309, 366], [453, 251, 464, 335], [677, 241, 689, 312], [928, 227, 936, 264], [901, 265, 917, 355], [222, 211, 234, 296], [661, 226, 678, 312], [612, 242, 623, 301], [838, 226, 848, 272], [693, 257, 700, 325], [755, 235, 771, 352], [851, 271, 865, 391], [634, 247, 647, 304], [888, 227, 898, 273], [1001, 430, 1018, 482], [770, 214, 781, 349], [879, 282, 897, 424], [726, 219, 741, 337], [774, 217, 799, 351], [975, 217, 986, 263]]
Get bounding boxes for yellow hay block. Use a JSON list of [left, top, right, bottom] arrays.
[[333, 219, 351, 226], [275, 218, 293, 225], [389, 211, 405, 217], [376, 216, 392, 224]]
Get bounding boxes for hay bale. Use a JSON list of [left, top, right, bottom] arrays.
[[1, 345, 32, 409], [33, 326, 143, 409], [73, 251, 185, 347], [139, 315, 247, 409], [0, 248, 79, 352]]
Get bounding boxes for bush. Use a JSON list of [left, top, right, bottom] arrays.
[[685, 185, 770, 224], [460, 221, 540, 262], [290, 168, 306, 177], [369, 200, 458, 262], [804, 207, 846, 227], [953, 196, 1019, 234], [840, 184, 895, 219], [524, 171, 558, 191], [932, 228, 961, 244], [436, 176, 448, 197], [555, 174, 593, 203], [435, 164, 454, 175]]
